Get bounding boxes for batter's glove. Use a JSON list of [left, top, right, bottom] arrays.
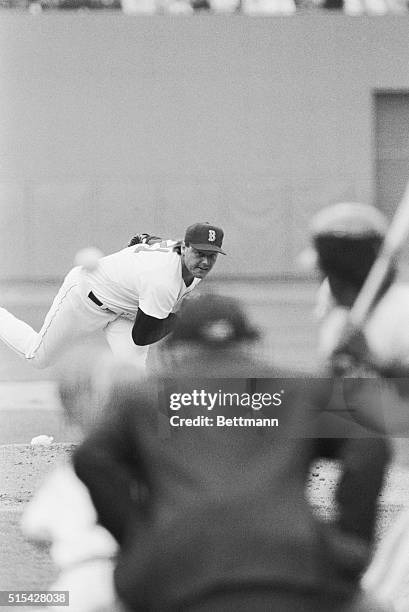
[[127, 233, 163, 247], [328, 316, 373, 375]]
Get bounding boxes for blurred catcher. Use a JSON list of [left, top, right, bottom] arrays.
[[0, 222, 224, 370], [74, 294, 390, 612]]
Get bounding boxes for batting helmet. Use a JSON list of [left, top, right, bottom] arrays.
[[311, 202, 389, 291], [311, 202, 388, 239]]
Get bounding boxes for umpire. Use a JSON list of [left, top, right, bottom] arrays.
[[73, 294, 391, 612]]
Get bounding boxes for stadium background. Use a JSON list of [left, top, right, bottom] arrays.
[[1, 16, 409, 281], [1, 15, 409, 377], [1, 13, 409, 603]]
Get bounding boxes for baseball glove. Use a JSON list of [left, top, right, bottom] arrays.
[[127, 233, 163, 247]]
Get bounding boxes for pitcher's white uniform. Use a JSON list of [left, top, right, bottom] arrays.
[[0, 241, 200, 369]]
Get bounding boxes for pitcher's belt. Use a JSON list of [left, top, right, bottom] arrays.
[[88, 290, 104, 307], [87, 291, 134, 319]]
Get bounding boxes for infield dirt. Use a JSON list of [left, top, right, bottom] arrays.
[[0, 443, 409, 610]]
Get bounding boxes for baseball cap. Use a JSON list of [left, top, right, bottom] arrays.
[[169, 294, 259, 345], [184, 222, 226, 255], [311, 202, 388, 239]]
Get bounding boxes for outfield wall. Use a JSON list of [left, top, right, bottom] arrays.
[[0, 15, 408, 279]]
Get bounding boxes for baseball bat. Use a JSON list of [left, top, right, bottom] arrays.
[[349, 180, 409, 329]]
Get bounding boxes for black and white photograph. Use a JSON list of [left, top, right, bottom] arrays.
[[0, 6, 409, 612]]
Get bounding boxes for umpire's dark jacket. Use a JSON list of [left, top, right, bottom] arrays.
[[73, 351, 391, 612]]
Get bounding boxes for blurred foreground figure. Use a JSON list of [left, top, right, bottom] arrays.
[[74, 295, 391, 612], [20, 348, 138, 612], [310, 201, 409, 374], [308, 201, 409, 434], [309, 201, 409, 610]]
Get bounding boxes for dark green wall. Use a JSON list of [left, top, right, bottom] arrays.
[[0, 15, 408, 279]]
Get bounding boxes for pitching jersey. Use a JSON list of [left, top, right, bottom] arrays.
[[85, 241, 201, 319]]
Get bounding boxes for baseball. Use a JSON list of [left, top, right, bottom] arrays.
[[296, 247, 318, 272], [30, 434, 54, 446], [74, 247, 104, 272]]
